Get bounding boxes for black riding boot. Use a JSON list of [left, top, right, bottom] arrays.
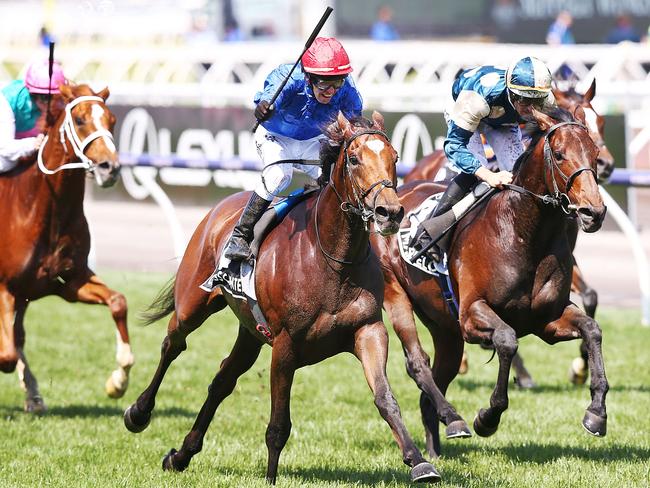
[[224, 193, 271, 261], [411, 172, 479, 261]]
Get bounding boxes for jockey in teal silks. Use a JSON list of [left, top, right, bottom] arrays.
[[223, 37, 363, 262], [411, 56, 555, 261], [0, 59, 67, 173]]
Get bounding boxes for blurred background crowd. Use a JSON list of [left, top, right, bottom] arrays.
[[2, 0, 650, 48]]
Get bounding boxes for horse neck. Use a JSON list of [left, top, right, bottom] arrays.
[[32, 116, 88, 214], [317, 151, 369, 264], [508, 140, 567, 240]]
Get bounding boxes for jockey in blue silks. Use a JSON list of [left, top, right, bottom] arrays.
[[412, 56, 555, 260], [223, 37, 363, 262]]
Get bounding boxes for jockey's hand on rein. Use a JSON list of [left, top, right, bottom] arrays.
[[255, 100, 274, 122]]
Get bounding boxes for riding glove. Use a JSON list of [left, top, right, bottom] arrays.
[[255, 100, 274, 122]]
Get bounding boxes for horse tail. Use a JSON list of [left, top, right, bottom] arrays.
[[140, 277, 176, 326]]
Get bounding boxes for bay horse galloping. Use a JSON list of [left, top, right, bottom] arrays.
[[372, 106, 608, 457], [124, 112, 447, 483], [0, 83, 133, 412], [401, 79, 614, 386]]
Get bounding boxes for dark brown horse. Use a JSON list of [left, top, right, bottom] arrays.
[[372, 106, 609, 457], [123, 112, 449, 483], [0, 83, 132, 412], [402, 79, 614, 385]]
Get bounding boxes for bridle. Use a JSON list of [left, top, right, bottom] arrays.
[[37, 95, 115, 175], [316, 128, 396, 265], [506, 121, 597, 214]]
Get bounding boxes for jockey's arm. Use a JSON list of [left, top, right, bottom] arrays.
[[0, 97, 39, 172]]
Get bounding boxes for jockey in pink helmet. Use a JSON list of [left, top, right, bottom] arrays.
[[0, 59, 67, 173], [222, 37, 362, 263]]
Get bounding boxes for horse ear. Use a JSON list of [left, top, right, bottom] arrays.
[[573, 105, 586, 125], [371, 110, 385, 131], [584, 78, 596, 102], [531, 107, 556, 132], [97, 87, 110, 101], [59, 84, 74, 102], [337, 111, 352, 138]]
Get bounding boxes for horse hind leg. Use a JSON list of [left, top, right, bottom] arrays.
[[58, 274, 134, 399], [124, 292, 227, 434], [162, 325, 263, 473], [13, 302, 46, 413], [569, 260, 597, 385]]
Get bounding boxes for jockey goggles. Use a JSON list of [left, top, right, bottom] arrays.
[[510, 91, 547, 109], [310, 75, 346, 91]]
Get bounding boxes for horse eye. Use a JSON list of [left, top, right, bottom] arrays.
[[554, 151, 564, 161], [75, 116, 85, 125], [349, 155, 359, 165]]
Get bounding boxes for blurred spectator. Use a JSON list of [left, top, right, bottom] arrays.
[[605, 15, 641, 44], [370, 5, 399, 41], [185, 13, 218, 47], [224, 20, 245, 42], [38, 26, 54, 47], [546, 10, 575, 45], [491, 0, 517, 32]]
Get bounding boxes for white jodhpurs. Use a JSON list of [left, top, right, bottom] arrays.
[[253, 126, 324, 201]]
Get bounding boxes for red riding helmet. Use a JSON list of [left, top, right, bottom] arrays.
[[301, 37, 353, 76]]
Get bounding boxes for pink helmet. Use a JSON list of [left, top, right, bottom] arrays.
[[24, 59, 67, 94], [301, 37, 353, 76]]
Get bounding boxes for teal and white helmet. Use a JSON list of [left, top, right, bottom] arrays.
[[506, 56, 552, 99]]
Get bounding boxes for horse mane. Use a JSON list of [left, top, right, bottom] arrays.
[[320, 115, 374, 168], [513, 106, 575, 173]]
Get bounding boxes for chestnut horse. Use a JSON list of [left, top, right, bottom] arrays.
[[401, 79, 614, 386], [0, 83, 133, 412], [123, 112, 447, 484], [372, 107, 609, 457]]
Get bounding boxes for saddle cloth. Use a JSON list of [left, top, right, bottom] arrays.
[[397, 193, 449, 276]]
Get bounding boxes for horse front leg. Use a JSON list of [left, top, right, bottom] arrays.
[[354, 322, 440, 483], [13, 301, 46, 413], [162, 325, 263, 472], [265, 331, 296, 485], [0, 285, 18, 372], [463, 301, 518, 438], [539, 304, 608, 436], [383, 279, 470, 459], [59, 274, 133, 398]]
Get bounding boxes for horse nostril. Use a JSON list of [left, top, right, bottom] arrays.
[[395, 206, 404, 223], [375, 206, 389, 220], [577, 207, 594, 221], [98, 161, 111, 171]]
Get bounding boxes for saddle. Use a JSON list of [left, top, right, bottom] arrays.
[[200, 187, 319, 344]]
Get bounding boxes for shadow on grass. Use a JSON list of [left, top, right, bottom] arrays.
[[280, 464, 416, 486], [38, 404, 198, 419], [442, 440, 650, 464], [456, 378, 650, 394]]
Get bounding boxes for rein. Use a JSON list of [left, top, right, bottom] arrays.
[[504, 121, 597, 214], [37, 95, 115, 175], [316, 128, 395, 265]]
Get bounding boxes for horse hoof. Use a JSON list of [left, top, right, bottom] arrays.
[[473, 409, 499, 438], [569, 357, 588, 385], [410, 462, 441, 483], [513, 376, 537, 389], [582, 410, 607, 437], [445, 420, 472, 439], [24, 396, 47, 414], [105, 376, 128, 399], [162, 448, 182, 472], [123, 404, 151, 433]]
